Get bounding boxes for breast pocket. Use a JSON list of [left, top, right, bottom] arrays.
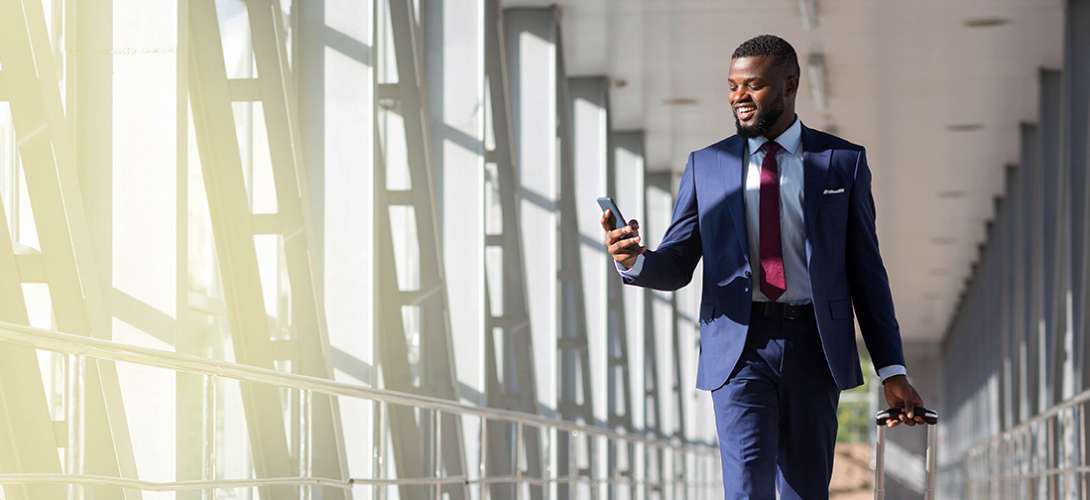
[[820, 187, 850, 231]]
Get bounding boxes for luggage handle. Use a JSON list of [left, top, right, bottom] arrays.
[[875, 406, 939, 426], [873, 407, 939, 500]]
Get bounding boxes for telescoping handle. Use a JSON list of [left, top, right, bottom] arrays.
[[875, 406, 939, 426], [874, 407, 939, 500]]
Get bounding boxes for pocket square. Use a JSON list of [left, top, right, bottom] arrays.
[[823, 188, 845, 195]]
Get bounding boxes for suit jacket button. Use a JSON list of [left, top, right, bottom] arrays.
[[745, 271, 752, 278]]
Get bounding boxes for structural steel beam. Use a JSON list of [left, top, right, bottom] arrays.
[[0, 1, 139, 498], [565, 74, 612, 500], [482, 2, 545, 499], [187, 2, 301, 497], [374, 0, 468, 497]]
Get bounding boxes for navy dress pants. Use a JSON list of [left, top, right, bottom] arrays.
[[709, 308, 841, 499]]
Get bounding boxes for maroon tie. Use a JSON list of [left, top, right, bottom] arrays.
[[758, 141, 786, 302]]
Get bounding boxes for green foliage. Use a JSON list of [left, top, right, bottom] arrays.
[[836, 352, 876, 444]]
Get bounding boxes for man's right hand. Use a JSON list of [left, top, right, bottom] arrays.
[[600, 209, 645, 269]]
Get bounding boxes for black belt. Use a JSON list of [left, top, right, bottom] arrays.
[[751, 301, 813, 320]]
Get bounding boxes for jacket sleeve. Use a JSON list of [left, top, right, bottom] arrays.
[[846, 148, 907, 371], [621, 152, 703, 291]]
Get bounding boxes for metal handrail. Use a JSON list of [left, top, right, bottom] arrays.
[[958, 386, 1090, 497], [0, 321, 716, 449], [0, 472, 723, 491], [0, 321, 721, 494], [966, 386, 1090, 455]]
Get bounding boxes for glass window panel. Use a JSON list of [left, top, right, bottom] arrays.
[[215, 0, 258, 80]]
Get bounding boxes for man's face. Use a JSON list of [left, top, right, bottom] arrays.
[[728, 55, 797, 138]]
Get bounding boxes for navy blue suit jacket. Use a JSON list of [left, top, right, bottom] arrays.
[[622, 124, 905, 391]]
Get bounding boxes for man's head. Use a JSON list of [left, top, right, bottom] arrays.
[[729, 35, 800, 138]]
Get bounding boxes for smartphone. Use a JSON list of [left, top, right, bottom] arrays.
[[596, 196, 629, 230]]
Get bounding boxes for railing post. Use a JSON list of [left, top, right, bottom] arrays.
[[204, 375, 217, 500], [435, 410, 443, 500], [1082, 403, 1088, 500], [65, 353, 86, 500], [302, 388, 313, 500], [480, 417, 488, 500], [541, 426, 550, 499], [1049, 416, 1058, 500], [377, 401, 386, 500], [925, 422, 937, 500], [515, 421, 523, 500]]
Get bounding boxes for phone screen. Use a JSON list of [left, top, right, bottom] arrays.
[[596, 197, 628, 230]]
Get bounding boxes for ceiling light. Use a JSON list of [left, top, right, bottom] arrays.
[[806, 53, 828, 112], [663, 97, 698, 106], [798, 0, 818, 30], [946, 123, 983, 132], [964, 17, 1008, 28]]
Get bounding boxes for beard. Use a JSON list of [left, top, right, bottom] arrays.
[[734, 97, 785, 138]]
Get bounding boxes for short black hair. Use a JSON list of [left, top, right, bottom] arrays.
[[732, 34, 800, 77]]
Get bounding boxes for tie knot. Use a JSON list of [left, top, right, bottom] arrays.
[[760, 141, 781, 155]]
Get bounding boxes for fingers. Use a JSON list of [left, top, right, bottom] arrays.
[[603, 219, 641, 251], [600, 209, 614, 233], [608, 234, 643, 257], [604, 223, 634, 244], [887, 389, 927, 428], [912, 389, 926, 424]]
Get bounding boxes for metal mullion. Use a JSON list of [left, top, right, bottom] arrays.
[[482, 4, 548, 499], [244, 3, 349, 497], [374, 0, 469, 497], [0, 2, 138, 498], [186, 3, 297, 498], [0, 155, 64, 500]]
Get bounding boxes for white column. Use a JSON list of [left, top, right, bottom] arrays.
[[569, 75, 610, 499], [669, 164, 710, 493], [504, 5, 559, 477], [645, 172, 677, 438], [613, 130, 645, 500], [299, 0, 375, 490], [613, 131, 646, 429], [425, 0, 486, 486]]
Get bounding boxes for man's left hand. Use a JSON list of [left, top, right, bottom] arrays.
[[882, 375, 925, 427]]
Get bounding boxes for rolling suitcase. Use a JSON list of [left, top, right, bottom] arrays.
[[874, 407, 940, 500]]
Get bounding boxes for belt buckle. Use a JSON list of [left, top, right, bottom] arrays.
[[784, 304, 799, 320]]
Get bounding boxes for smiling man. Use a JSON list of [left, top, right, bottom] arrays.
[[600, 35, 926, 498]]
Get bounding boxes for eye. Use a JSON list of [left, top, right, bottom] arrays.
[[749, 82, 763, 90]]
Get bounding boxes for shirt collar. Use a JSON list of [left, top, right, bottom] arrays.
[[746, 114, 802, 156]]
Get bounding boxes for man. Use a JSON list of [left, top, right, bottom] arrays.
[[600, 35, 926, 499]]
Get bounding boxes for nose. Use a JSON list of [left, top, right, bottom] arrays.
[[730, 87, 748, 106]]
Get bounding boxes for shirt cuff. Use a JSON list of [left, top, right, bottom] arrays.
[[877, 364, 907, 382], [615, 253, 645, 278]]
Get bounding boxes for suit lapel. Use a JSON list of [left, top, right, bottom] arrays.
[[715, 136, 749, 262], [801, 124, 832, 247]]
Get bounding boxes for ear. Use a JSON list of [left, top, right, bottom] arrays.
[[784, 72, 800, 98]]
